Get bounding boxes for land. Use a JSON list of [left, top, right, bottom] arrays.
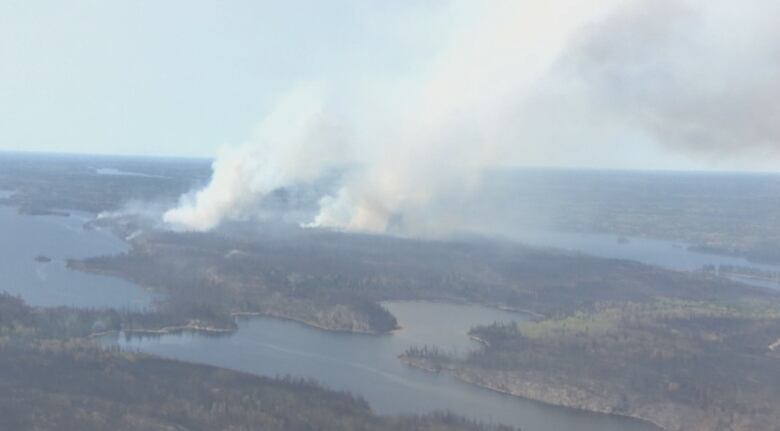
[[67, 215, 780, 430], [485, 169, 780, 264], [6, 154, 780, 265], [0, 152, 209, 215], [0, 293, 513, 431], [69, 212, 777, 335], [4, 153, 780, 430], [701, 264, 780, 286], [402, 299, 780, 431]]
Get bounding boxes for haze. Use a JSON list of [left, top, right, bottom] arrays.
[[2, 0, 776, 170], [3, 2, 780, 430]]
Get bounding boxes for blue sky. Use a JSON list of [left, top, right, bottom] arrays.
[[1, 1, 777, 172], [0, 1, 443, 157]]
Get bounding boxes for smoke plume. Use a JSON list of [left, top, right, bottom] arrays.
[[164, 0, 780, 234], [311, 0, 621, 233], [163, 84, 346, 231], [564, 0, 780, 159]]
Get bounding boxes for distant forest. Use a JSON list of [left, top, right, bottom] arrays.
[[0, 293, 513, 431]]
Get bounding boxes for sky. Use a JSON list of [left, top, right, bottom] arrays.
[[0, 1, 443, 158], [1, 0, 778, 173]]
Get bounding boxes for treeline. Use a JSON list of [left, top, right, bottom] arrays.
[[0, 154, 208, 215], [404, 345, 452, 362], [72, 240, 403, 334], [0, 341, 515, 431], [405, 300, 780, 431], [71, 217, 780, 337], [0, 294, 516, 431], [0, 292, 237, 339], [701, 263, 780, 284]]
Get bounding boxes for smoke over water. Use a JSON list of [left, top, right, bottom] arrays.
[[164, 0, 780, 234]]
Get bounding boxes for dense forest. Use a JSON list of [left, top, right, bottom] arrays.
[[0, 290, 237, 338], [0, 154, 208, 215], [0, 293, 514, 431], [71, 213, 778, 335], [402, 299, 780, 431], [6, 156, 780, 264], [483, 169, 780, 264], [6, 155, 780, 430]]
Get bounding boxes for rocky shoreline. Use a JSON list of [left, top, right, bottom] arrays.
[[400, 356, 675, 431], [401, 355, 780, 431]]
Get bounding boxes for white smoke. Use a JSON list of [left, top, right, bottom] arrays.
[[312, 0, 622, 233], [163, 84, 346, 231], [164, 0, 780, 234]]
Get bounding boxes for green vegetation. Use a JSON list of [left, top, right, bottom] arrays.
[[71, 212, 779, 336], [403, 299, 780, 431], [490, 169, 780, 264], [0, 293, 514, 431], [513, 299, 780, 339], [0, 291, 237, 340], [0, 153, 208, 214], [6, 155, 780, 430]]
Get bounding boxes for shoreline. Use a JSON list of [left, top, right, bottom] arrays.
[[90, 311, 393, 339], [399, 356, 666, 431], [231, 311, 392, 335], [90, 322, 236, 338], [67, 262, 394, 336]]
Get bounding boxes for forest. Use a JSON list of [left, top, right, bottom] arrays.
[[402, 299, 780, 431], [70, 211, 779, 335], [6, 155, 780, 430], [7, 156, 780, 266], [0, 293, 514, 431]]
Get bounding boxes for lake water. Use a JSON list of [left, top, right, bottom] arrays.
[[0, 205, 152, 308], [8, 202, 773, 430], [106, 302, 658, 430], [98, 229, 780, 429], [512, 230, 780, 290]]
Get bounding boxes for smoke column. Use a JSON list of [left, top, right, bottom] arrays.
[[563, 0, 780, 160], [164, 0, 780, 233], [163, 84, 345, 230]]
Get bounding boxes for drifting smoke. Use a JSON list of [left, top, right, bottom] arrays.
[[164, 0, 780, 234], [564, 0, 780, 159], [311, 0, 623, 233], [163, 85, 346, 231]]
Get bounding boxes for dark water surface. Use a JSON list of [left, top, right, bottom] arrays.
[[0, 205, 152, 308], [7, 201, 767, 430], [106, 302, 658, 431], [99, 230, 780, 429], [513, 230, 780, 290]]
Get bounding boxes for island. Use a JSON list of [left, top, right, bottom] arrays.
[[0, 293, 513, 431]]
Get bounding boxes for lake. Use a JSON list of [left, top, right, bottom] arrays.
[[9, 202, 776, 430], [512, 230, 780, 290], [105, 302, 658, 430], [0, 205, 153, 308]]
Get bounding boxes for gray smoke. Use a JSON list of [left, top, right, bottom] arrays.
[[563, 0, 780, 159], [164, 0, 780, 234]]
